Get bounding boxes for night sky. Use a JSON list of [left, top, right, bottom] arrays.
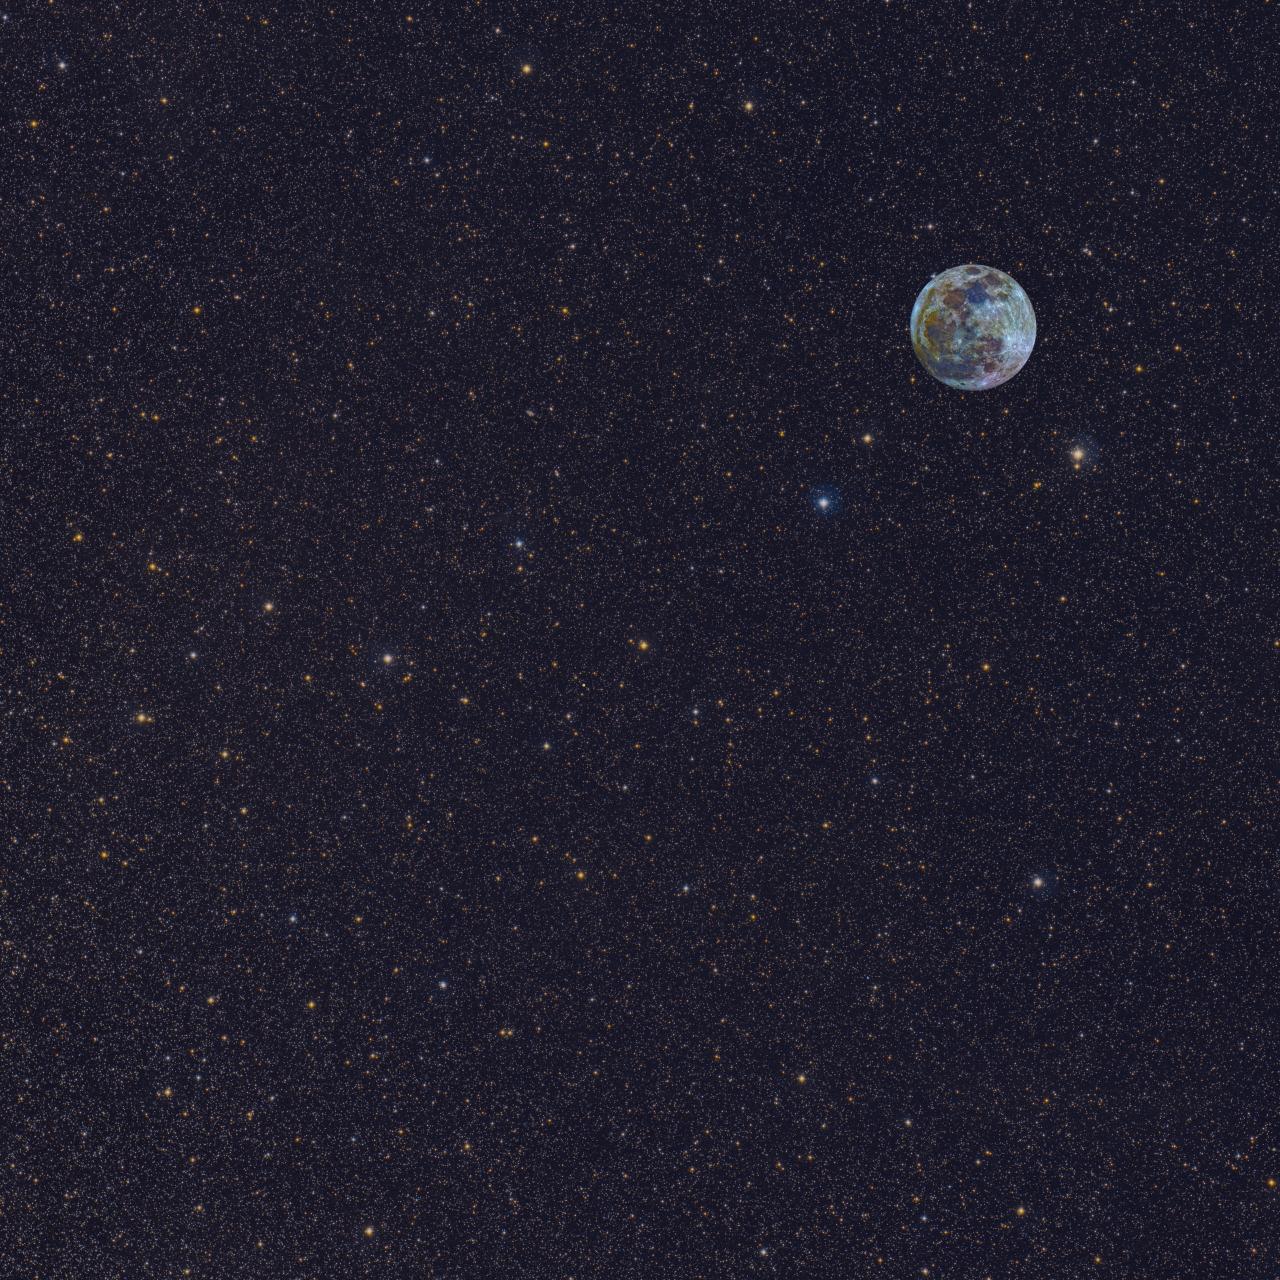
[[5, 4, 1276, 1277]]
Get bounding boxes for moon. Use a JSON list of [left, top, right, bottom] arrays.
[[910, 264, 1036, 390]]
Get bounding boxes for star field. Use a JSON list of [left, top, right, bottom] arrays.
[[4, 3, 1276, 1277]]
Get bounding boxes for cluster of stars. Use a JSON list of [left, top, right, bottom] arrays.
[[9, 7, 1267, 1277]]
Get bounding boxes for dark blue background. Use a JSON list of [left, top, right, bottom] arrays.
[[4, 3, 1273, 1276]]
